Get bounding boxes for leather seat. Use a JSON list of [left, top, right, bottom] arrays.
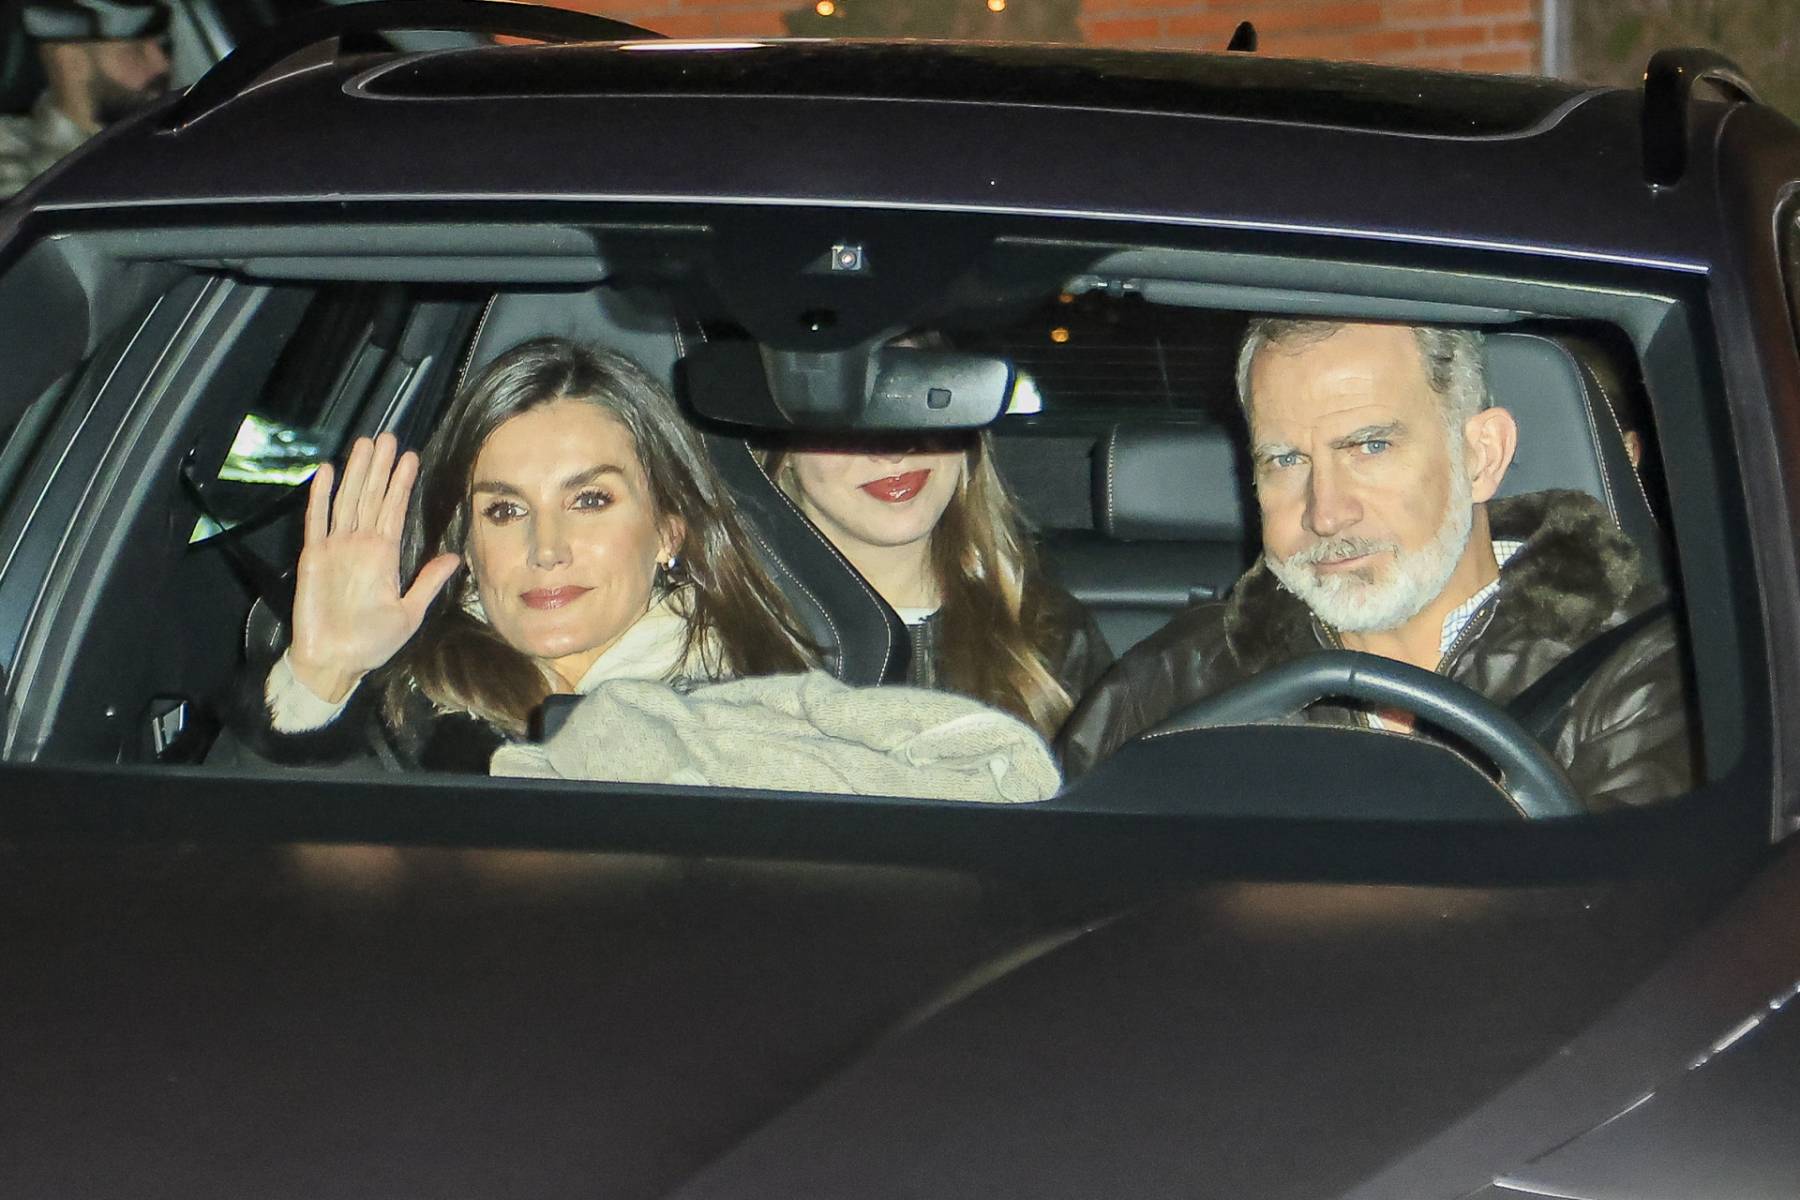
[[1486, 331, 1662, 565], [1042, 422, 1253, 656]]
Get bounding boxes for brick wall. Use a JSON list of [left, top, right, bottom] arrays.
[[1081, 0, 1540, 70], [541, 0, 1544, 73]]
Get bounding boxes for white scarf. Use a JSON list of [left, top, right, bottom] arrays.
[[559, 592, 700, 694]]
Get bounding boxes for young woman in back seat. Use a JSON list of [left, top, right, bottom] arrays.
[[220, 337, 816, 771], [766, 431, 1112, 740]]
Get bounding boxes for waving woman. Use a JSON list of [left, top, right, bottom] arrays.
[[227, 337, 813, 771]]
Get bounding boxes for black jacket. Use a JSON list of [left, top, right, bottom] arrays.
[[1056, 490, 1695, 811], [903, 586, 1113, 739], [213, 670, 505, 774]]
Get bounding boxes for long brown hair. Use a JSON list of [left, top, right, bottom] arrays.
[[769, 433, 1079, 736], [384, 338, 814, 736]]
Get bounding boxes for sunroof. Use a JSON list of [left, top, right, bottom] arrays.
[[355, 41, 1596, 139]]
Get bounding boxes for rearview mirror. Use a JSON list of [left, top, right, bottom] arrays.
[[678, 340, 1015, 431]]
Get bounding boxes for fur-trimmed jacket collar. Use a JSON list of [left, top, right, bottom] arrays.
[[1218, 489, 1658, 678]]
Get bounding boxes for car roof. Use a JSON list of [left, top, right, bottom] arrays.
[[14, 37, 1790, 273]]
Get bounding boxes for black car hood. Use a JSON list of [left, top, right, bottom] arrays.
[[0, 834, 1726, 1200], [669, 876, 1709, 1200]]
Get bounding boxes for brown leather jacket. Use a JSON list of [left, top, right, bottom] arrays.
[[1057, 490, 1696, 811]]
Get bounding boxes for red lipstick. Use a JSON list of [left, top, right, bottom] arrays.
[[522, 586, 591, 610], [860, 469, 930, 503]]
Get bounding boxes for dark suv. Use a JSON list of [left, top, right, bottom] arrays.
[[1, 5, 1798, 1197]]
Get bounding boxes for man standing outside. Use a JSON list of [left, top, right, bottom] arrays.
[[0, 1, 170, 201], [1058, 320, 1693, 810]]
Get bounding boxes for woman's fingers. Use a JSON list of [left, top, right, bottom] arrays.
[[323, 434, 415, 540], [304, 461, 333, 549], [332, 436, 374, 533], [377, 450, 419, 540], [357, 432, 398, 534], [401, 552, 462, 626]]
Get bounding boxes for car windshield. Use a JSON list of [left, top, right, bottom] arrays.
[[0, 206, 1735, 828]]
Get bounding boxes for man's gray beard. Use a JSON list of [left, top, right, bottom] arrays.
[[1265, 462, 1475, 635]]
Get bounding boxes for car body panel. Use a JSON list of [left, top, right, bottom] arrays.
[[0, 827, 1781, 1199], [0, 838, 1022, 1199], [1483, 998, 1800, 1199], [1708, 102, 1800, 839]]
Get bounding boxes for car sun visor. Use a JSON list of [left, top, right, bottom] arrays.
[[678, 340, 1015, 431]]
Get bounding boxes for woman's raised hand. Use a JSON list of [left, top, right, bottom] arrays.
[[287, 432, 462, 704]]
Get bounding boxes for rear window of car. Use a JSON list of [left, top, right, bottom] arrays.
[[951, 290, 1247, 422]]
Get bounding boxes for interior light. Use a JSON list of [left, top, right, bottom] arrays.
[[1050, 327, 1071, 344], [1057, 292, 1074, 304], [1006, 372, 1044, 415], [987, 0, 1007, 11], [816, 0, 836, 13]]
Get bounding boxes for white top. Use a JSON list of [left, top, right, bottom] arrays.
[[892, 605, 940, 627], [1437, 540, 1523, 657]]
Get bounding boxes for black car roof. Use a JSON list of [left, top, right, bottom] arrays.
[[16, 37, 1788, 275]]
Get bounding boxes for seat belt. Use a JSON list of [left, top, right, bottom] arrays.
[[1504, 599, 1673, 740]]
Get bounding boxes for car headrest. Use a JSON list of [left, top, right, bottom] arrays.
[[1485, 332, 1661, 557], [1094, 423, 1249, 542], [452, 287, 905, 685], [460, 286, 684, 392]]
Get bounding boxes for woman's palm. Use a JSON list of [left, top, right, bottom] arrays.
[[288, 433, 460, 699]]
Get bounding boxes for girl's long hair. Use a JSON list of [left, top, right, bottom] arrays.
[[383, 338, 813, 736], [770, 433, 1078, 737]]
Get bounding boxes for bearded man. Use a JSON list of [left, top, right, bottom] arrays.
[[0, 1, 170, 201], [1057, 320, 1694, 810]]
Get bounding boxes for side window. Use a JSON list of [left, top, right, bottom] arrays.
[[187, 283, 418, 540], [1, 276, 476, 766]]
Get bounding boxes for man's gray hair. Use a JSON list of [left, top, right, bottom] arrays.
[[1234, 319, 1489, 433]]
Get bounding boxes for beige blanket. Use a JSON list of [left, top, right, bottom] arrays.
[[490, 670, 1060, 803]]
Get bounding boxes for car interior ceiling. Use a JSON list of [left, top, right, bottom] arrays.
[[0, 228, 1705, 813]]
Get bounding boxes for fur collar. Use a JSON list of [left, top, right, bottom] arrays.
[[1219, 489, 1652, 675]]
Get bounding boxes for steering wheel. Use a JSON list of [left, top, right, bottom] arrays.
[[1147, 651, 1584, 819]]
